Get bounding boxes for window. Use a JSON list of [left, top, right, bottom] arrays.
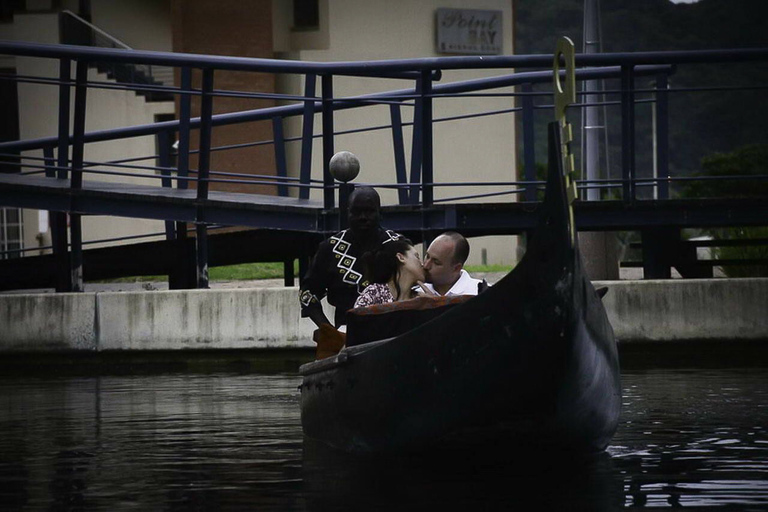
[[293, 0, 319, 31], [0, 1, 25, 23], [0, 67, 20, 174], [0, 208, 24, 259]]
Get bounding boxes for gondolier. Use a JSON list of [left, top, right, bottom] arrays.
[[299, 187, 401, 329]]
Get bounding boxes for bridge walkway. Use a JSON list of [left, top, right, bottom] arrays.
[[1, 41, 766, 291]]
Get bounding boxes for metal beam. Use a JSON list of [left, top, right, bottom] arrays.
[[1, 40, 765, 75], [299, 74, 316, 200], [321, 74, 335, 210], [620, 64, 636, 203]]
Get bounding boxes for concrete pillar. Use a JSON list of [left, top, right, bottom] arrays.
[[580, 231, 620, 280]]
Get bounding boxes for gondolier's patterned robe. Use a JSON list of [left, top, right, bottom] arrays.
[[300, 228, 401, 327]]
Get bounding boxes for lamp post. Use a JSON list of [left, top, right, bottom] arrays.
[[329, 151, 360, 230]]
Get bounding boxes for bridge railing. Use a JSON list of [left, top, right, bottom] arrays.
[[2, 43, 767, 212], [0, 41, 767, 287]]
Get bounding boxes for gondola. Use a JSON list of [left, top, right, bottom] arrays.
[[298, 121, 621, 454]]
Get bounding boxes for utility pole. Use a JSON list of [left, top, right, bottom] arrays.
[[581, 0, 608, 200], [580, 0, 620, 280]]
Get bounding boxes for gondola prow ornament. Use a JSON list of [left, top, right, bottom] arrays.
[[554, 36, 580, 246]]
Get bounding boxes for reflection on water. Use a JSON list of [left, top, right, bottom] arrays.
[[611, 369, 768, 509], [0, 368, 766, 510]]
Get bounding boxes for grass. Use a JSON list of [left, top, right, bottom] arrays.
[[464, 264, 513, 274], [93, 262, 513, 284], [209, 262, 295, 281], [94, 262, 296, 284]]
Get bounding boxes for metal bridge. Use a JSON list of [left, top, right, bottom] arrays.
[[0, 41, 767, 292]]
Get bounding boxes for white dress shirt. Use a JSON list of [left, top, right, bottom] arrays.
[[422, 269, 483, 296]]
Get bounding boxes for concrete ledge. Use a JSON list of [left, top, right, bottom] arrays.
[[0, 279, 766, 353], [597, 278, 768, 343], [0, 287, 330, 352], [97, 288, 320, 350], [0, 293, 96, 351]]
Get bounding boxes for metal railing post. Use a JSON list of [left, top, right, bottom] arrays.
[[195, 67, 214, 289], [272, 116, 288, 197], [68, 60, 89, 292], [620, 64, 636, 202], [321, 74, 335, 211], [521, 82, 537, 201], [654, 73, 670, 200], [175, 67, 192, 242], [158, 130, 173, 189], [157, 129, 175, 240], [420, 69, 434, 208], [299, 74, 317, 200], [389, 104, 409, 205], [43, 146, 56, 178], [52, 58, 71, 291], [196, 69, 214, 202], [56, 58, 71, 179], [177, 67, 192, 190], [70, 60, 88, 190], [409, 76, 423, 204]]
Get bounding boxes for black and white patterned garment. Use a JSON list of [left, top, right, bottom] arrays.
[[299, 228, 401, 327], [353, 283, 395, 308]]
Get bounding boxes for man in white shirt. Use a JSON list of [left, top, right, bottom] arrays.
[[421, 232, 485, 296]]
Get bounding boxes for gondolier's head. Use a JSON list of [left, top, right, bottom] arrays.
[[423, 232, 469, 287], [348, 187, 381, 234]]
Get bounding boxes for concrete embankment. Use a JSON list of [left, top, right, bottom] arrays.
[[0, 279, 766, 356], [596, 278, 767, 343]]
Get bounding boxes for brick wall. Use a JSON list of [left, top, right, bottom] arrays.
[[171, 0, 277, 195]]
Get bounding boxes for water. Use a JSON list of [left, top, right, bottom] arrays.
[[1, 368, 766, 511]]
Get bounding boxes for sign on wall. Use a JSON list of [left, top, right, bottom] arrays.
[[436, 8, 502, 55]]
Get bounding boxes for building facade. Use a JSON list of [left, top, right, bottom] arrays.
[[1, 0, 517, 268]]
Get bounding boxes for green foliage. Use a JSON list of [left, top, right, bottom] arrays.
[[209, 262, 295, 281], [92, 262, 299, 284], [515, 0, 768, 179], [515, 0, 768, 276], [711, 227, 768, 278], [678, 143, 768, 277], [464, 264, 514, 274], [680, 144, 768, 199]]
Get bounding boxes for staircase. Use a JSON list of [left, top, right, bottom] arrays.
[[59, 10, 173, 102]]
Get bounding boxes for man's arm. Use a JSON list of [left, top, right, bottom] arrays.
[[299, 241, 334, 328]]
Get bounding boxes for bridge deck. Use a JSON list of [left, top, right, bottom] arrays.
[[0, 173, 324, 231], [1, 173, 767, 236]]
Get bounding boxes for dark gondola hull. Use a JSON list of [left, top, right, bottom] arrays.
[[299, 123, 621, 454]]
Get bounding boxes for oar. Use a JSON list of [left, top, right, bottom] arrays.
[[313, 324, 346, 360]]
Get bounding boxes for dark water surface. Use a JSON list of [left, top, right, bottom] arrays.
[[1, 368, 766, 511]]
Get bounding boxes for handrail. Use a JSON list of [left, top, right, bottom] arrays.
[[1, 40, 766, 75], [60, 10, 132, 50], [58, 11, 174, 89], [0, 64, 673, 153]]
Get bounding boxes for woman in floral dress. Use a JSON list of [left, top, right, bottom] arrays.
[[354, 238, 431, 308]]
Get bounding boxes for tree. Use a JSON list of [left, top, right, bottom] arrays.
[[681, 144, 768, 277]]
